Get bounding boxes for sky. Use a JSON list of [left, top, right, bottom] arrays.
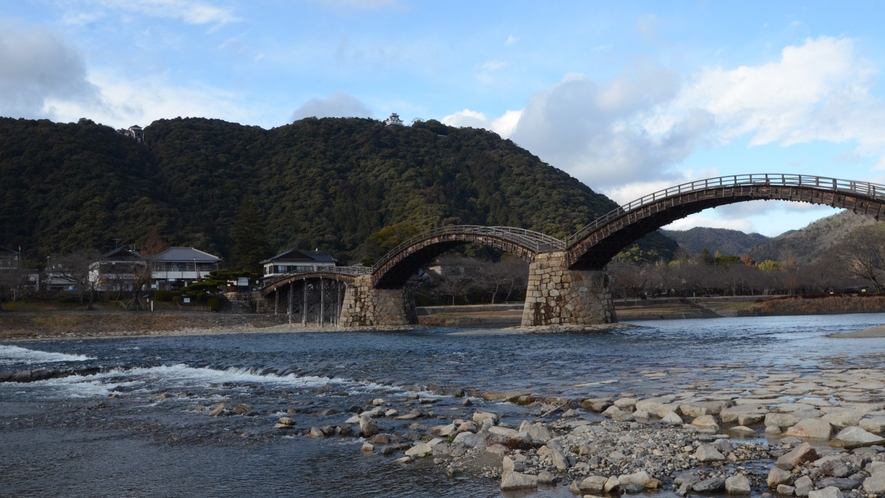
[[3, 1, 885, 237]]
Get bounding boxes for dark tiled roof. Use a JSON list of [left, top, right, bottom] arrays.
[[154, 247, 221, 263], [260, 249, 336, 265]]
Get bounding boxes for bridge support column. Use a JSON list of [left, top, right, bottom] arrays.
[[339, 276, 416, 327], [521, 252, 616, 326]]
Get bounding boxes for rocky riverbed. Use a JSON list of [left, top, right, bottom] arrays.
[[210, 366, 885, 497]]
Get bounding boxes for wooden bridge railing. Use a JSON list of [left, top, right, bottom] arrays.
[[565, 173, 885, 248], [371, 225, 566, 271], [262, 266, 372, 289]]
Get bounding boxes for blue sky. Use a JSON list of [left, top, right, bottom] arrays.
[[3, 1, 885, 238]]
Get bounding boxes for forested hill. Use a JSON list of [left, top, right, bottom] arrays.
[[0, 116, 676, 266], [661, 227, 771, 257]]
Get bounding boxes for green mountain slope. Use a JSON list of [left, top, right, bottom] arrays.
[[746, 209, 877, 264], [0, 116, 676, 265], [661, 227, 771, 256]]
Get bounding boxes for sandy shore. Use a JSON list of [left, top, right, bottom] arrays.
[[828, 324, 885, 338]]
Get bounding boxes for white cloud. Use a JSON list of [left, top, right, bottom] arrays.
[[290, 92, 374, 121], [57, 0, 239, 29], [481, 60, 507, 71], [0, 20, 101, 119], [442, 108, 522, 138], [44, 69, 267, 129], [671, 36, 872, 147], [307, 0, 402, 11], [447, 36, 885, 198], [505, 35, 519, 47], [505, 61, 708, 188]]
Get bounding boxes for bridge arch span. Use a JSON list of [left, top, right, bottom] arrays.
[[371, 226, 564, 289], [566, 174, 885, 270], [261, 269, 365, 298]]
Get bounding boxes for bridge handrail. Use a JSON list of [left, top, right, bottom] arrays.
[[262, 266, 372, 288], [565, 173, 885, 248], [372, 225, 565, 271]]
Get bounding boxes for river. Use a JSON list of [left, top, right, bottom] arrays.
[[2, 313, 885, 497]]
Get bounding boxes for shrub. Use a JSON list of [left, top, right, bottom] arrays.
[[154, 289, 175, 302], [207, 297, 220, 312]]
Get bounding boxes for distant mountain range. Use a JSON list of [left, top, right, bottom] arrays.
[[661, 227, 771, 256], [663, 209, 878, 263]]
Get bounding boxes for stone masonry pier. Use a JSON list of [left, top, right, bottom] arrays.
[[521, 252, 616, 326], [339, 275, 416, 327]]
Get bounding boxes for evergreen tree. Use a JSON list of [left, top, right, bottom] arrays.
[[230, 199, 270, 273]]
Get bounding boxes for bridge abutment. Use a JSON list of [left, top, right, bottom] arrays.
[[339, 275, 417, 327], [521, 252, 617, 326]]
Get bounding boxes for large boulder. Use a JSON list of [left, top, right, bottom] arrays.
[[692, 477, 725, 493], [518, 421, 552, 443], [695, 443, 726, 463], [808, 487, 844, 498], [500, 471, 538, 491], [635, 396, 678, 418], [821, 409, 865, 429], [578, 475, 608, 493], [680, 400, 727, 417], [830, 426, 885, 449], [859, 416, 885, 434], [359, 415, 378, 437], [618, 470, 660, 489], [863, 465, 885, 494], [784, 419, 833, 440], [725, 474, 751, 494], [775, 442, 817, 470], [768, 466, 792, 489], [721, 404, 768, 425]]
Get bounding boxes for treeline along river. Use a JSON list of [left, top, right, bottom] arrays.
[[3, 314, 885, 497]]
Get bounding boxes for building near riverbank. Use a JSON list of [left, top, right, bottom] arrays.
[[151, 247, 221, 290]]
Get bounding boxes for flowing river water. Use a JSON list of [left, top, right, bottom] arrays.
[[3, 313, 885, 497]]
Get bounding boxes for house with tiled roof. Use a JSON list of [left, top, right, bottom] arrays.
[[151, 247, 221, 290], [261, 249, 336, 281]]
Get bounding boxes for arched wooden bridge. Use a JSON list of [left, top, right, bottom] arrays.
[[261, 174, 885, 327]]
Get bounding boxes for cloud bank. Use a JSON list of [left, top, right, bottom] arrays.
[[0, 21, 101, 120], [291, 92, 374, 121], [444, 36, 883, 195]]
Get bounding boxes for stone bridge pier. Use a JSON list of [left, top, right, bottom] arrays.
[[339, 275, 417, 327], [521, 252, 616, 326]]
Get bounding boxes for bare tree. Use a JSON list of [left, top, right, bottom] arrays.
[[836, 225, 885, 293], [50, 249, 103, 309], [475, 257, 528, 303]]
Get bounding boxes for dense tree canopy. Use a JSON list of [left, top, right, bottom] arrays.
[[0, 116, 676, 266]]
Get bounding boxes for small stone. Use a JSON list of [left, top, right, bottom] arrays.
[[361, 442, 374, 452], [208, 402, 226, 417], [662, 411, 683, 425], [232, 404, 252, 415]]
